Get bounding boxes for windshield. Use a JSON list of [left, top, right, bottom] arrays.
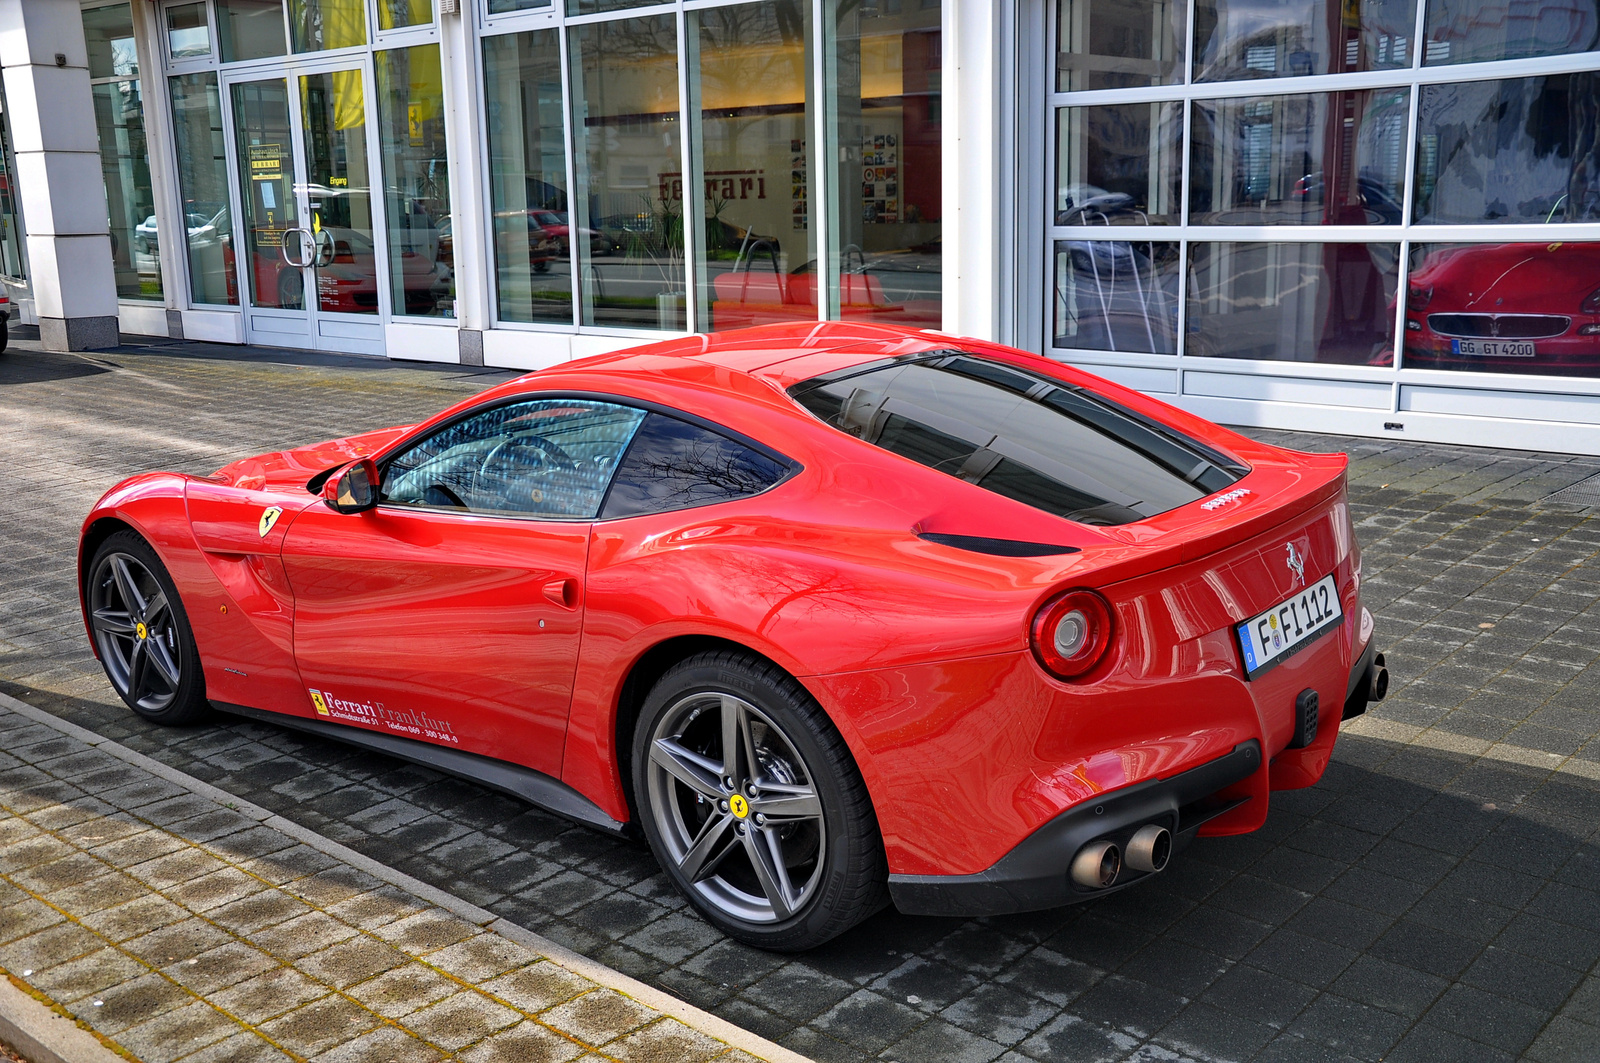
[[789, 353, 1249, 525]]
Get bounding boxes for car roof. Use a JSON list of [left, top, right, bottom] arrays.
[[533, 322, 955, 389]]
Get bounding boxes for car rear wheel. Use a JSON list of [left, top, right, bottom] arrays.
[[86, 531, 209, 725], [633, 651, 888, 950]]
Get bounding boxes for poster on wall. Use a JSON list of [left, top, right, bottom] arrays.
[[861, 133, 898, 223], [792, 139, 807, 230]]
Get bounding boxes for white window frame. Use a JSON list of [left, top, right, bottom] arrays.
[[1037, 0, 1600, 449]]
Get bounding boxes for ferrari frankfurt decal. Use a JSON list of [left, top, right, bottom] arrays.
[[258, 506, 284, 538], [1201, 488, 1251, 511], [306, 688, 460, 744]]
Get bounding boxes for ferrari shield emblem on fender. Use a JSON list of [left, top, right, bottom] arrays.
[[258, 506, 283, 538]]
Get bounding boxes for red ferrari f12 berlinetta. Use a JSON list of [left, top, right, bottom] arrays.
[[80, 323, 1388, 950]]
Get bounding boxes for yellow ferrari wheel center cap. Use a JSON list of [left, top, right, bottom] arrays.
[[135, 622, 148, 640], [729, 794, 749, 819]]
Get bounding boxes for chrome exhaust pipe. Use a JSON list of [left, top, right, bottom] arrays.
[[1125, 825, 1171, 874], [1368, 652, 1389, 702], [1070, 840, 1121, 889]]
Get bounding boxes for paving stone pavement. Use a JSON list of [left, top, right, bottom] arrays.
[[0, 691, 783, 1063], [3, 330, 1600, 1062]]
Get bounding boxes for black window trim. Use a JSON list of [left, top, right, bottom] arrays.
[[365, 390, 803, 524]]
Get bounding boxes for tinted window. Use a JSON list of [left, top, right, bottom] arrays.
[[790, 355, 1247, 526], [383, 399, 645, 518], [601, 413, 789, 519]]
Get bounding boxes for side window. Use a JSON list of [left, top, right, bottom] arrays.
[[382, 399, 646, 519], [600, 413, 789, 519]]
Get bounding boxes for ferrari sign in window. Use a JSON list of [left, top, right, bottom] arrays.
[[1237, 575, 1342, 679]]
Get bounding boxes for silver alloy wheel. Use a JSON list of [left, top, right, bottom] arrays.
[[646, 692, 827, 923], [88, 552, 182, 713]]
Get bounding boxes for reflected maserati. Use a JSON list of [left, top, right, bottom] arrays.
[[1402, 242, 1600, 374]]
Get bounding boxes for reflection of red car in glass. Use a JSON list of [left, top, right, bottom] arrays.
[[710, 245, 941, 330], [250, 227, 448, 316], [531, 211, 613, 257], [1400, 242, 1600, 374], [492, 210, 562, 274]]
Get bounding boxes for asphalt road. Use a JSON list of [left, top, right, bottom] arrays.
[[3, 329, 1600, 1062]]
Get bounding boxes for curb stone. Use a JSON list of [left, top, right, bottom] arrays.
[[0, 971, 125, 1063], [0, 689, 814, 1063]]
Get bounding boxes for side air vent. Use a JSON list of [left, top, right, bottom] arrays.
[[917, 532, 1081, 557]]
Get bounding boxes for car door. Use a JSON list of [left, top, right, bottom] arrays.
[[281, 397, 647, 777]]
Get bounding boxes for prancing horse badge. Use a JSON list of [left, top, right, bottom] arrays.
[[1285, 542, 1306, 586], [258, 506, 283, 538]]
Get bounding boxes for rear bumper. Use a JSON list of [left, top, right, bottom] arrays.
[[887, 740, 1262, 917], [888, 637, 1386, 918]]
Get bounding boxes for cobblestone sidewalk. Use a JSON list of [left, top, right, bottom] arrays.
[[0, 690, 796, 1063]]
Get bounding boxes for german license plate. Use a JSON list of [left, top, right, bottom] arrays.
[[1452, 339, 1535, 357], [1236, 574, 1342, 680]]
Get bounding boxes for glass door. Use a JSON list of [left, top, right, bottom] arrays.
[[225, 59, 388, 355]]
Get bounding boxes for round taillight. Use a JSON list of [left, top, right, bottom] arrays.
[[1031, 589, 1114, 680]]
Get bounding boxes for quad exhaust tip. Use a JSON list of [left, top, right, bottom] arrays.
[[1369, 652, 1389, 702], [1125, 825, 1171, 874], [1071, 840, 1121, 889]]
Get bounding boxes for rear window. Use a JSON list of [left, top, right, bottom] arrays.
[[788, 353, 1248, 525]]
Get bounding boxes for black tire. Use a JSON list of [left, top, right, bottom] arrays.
[[85, 530, 209, 725], [632, 650, 888, 951], [0, 319, 8, 353]]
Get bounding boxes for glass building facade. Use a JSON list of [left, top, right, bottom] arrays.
[[110, 0, 941, 357], [1046, 0, 1600, 451], [18, 0, 1600, 450]]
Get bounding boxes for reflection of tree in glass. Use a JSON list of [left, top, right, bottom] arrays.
[[605, 415, 787, 518]]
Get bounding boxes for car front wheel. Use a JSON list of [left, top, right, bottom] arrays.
[[86, 530, 210, 725], [633, 651, 888, 951]]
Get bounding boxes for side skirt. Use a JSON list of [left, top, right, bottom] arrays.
[[212, 701, 634, 838]]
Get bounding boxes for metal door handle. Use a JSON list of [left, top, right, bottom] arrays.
[[313, 229, 335, 268], [542, 579, 579, 608], [280, 227, 314, 268]]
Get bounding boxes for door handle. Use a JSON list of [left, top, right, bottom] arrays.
[[280, 227, 313, 268], [312, 228, 335, 268], [542, 579, 579, 608]]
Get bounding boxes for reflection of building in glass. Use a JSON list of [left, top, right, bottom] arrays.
[[1045, 0, 1600, 429]]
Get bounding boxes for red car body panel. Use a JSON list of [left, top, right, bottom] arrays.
[[80, 322, 1372, 899]]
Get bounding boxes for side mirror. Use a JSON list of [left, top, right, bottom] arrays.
[[323, 458, 380, 514]]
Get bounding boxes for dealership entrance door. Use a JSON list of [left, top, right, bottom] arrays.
[[224, 58, 389, 356]]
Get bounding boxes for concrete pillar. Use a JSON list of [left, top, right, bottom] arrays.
[[941, 0, 1003, 344], [0, 0, 119, 350]]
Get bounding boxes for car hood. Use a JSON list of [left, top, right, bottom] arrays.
[[1416, 242, 1600, 310], [209, 424, 415, 494]]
